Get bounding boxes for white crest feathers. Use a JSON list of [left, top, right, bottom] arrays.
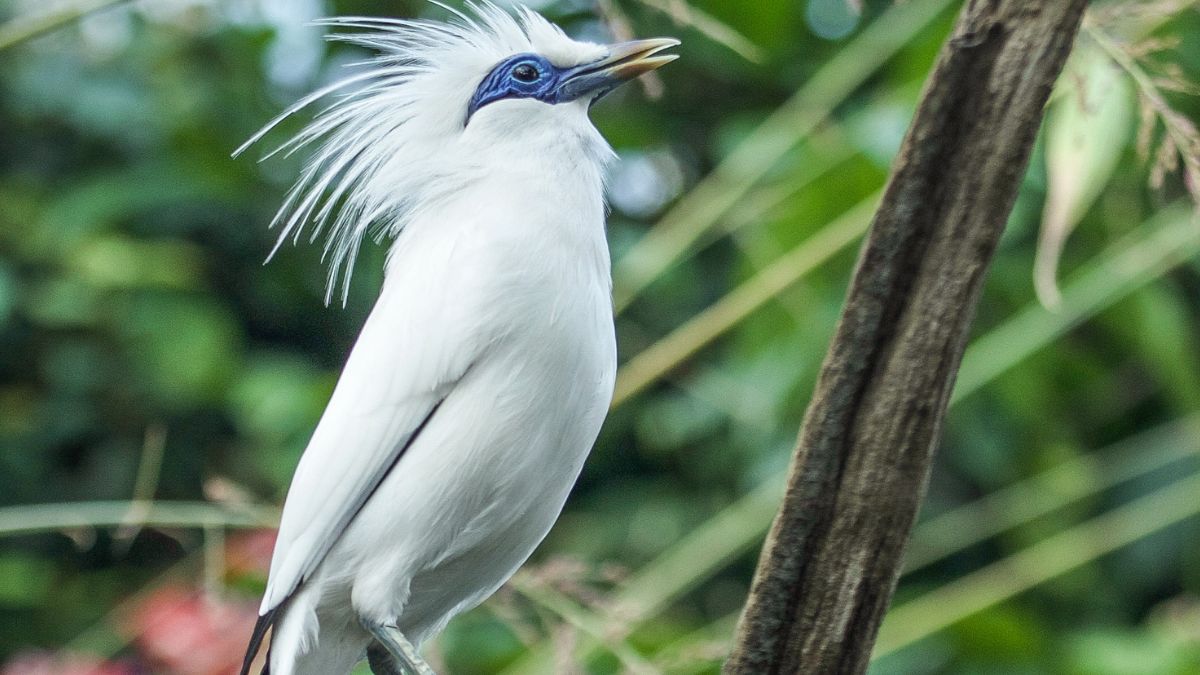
[[234, 2, 605, 305]]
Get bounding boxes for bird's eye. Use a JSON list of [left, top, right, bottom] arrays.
[[511, 63, 540, 83]]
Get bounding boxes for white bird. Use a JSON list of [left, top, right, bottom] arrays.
[[236, 4, 677, 674]]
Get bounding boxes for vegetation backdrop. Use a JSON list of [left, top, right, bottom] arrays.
[[1, 0, 1199, 673]]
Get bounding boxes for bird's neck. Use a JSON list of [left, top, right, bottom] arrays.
[[384, 133, 613, 287]]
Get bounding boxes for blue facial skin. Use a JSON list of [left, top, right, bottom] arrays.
[[465, 53, 617, 123]]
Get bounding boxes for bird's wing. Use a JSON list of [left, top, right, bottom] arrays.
[[259, 279, 487, 614]]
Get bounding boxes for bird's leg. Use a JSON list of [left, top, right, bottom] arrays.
[[362, 620, 436, 675], [367, 643, 406, 675]]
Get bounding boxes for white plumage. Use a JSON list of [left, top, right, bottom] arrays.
[[237, 4, 676, 674]]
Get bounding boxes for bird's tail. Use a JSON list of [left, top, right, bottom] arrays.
[[242, 584, 367, 675], [240, 607, 279, 675]]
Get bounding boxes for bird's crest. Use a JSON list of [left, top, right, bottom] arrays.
[[235, 2, 605, 305]]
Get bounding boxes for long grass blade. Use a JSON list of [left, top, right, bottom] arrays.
[[953, 206, 1200, 403], [904, 414, 1200, 574], [610, 0, 958, 312], [0, 0, 131, 50], [612, 193, 878, 407], [0, 500, 279, 537], [874, 468, 1200, 657], [637, 415, 1200, 668]]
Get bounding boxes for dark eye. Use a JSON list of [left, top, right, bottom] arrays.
[[512, 63, 539, 83]]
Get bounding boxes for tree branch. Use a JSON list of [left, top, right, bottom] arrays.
[[724, 2, 1089, 673]]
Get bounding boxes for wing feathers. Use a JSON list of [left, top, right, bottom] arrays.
[[242, 397, 448, 674], [293, 397, 446, 587]]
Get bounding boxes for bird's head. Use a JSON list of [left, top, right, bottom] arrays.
[[237, 3, 678, 304], [462, 31, 677, 132]]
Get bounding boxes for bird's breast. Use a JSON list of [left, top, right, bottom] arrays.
[[385, 171, 617, 430]]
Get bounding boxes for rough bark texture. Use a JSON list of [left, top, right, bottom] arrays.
[[723, 2, 1089, 673]]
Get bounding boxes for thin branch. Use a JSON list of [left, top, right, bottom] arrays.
[[508, 573, 661, 675], [0, 0, 132, 51], [629, 0, 765, 63], [1088, 24, 1200, 207], [63, 548, 207, 658], [115, 424, 168, 547], [203, 524, 227, 602]]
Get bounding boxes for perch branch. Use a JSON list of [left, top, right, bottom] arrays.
[[724, 2, 1089, 672]]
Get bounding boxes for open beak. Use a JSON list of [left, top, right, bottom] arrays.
[[557, 38, 680, 103]]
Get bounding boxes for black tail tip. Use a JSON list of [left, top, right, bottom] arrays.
[[240, 608, 278, 675]]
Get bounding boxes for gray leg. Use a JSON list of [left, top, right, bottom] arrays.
[[361, 620, 436, 675]]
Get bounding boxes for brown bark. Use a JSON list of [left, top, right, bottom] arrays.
[[723, 2, 1089, 673]]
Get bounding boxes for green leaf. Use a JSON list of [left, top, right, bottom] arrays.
[[1035, 43, 1133, 308]]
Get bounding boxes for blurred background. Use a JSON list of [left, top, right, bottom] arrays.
[[2, 0, 1199, 673]]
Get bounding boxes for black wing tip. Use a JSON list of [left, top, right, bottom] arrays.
[[236, 397, 447, 675], [240, 607, 279, 675]]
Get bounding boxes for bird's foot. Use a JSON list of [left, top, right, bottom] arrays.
[[367, 643, 406, 675], [362, 621, 436, 675]]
